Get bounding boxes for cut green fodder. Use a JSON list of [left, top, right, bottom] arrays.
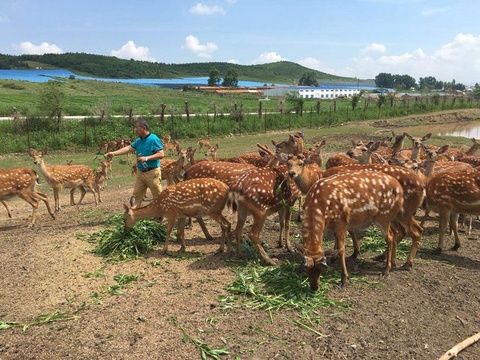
[[360, 226, 411, 260], [88, 214, 166, 260], [106, 273, 139, 295], [1, 311, 79, 332], [170, 316, 230, 360], [219, 261, 354, 326]]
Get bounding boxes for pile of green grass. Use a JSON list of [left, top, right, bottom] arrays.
[[219, 261, 352, 325], [88, 214, 166, 260]]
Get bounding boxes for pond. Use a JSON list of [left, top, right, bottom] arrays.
[[397, 121, 480, 139], [0, 69, 277, 88]]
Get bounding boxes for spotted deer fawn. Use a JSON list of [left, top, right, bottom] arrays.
[[29, 148, 98, 211], [0, 168, 55, 226], [301, 171, 405, 290], [123, 178, 231, 254]]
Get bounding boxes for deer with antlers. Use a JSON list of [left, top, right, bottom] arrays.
[[301, 171, 406, 290], [29, 148, 98, 211], [123, 178, 231, 254], [0, 168, 55, 227]]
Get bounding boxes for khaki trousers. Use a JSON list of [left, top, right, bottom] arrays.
[[132, 167, 162, 207]]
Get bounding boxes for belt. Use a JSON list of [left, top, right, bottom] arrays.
[[139, 167, 158, 173]]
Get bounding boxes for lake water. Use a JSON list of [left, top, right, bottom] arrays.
[[0, 69, 282, 88]]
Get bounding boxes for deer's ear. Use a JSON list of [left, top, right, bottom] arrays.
[[129, 196, 137, 208], [123, 203, 130, 212]]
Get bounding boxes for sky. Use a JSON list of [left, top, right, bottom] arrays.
[[1, 0, 480, 85]]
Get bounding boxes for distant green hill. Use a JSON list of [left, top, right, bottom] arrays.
[[0, 52, 369, 85]]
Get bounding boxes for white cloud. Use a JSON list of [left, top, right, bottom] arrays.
[[110, 41, 155, 62], [14, 41, 63, 54], [252, 52, 287, 64], [335, 33, 480, 84], [182, 35, 218, 58], [420, 7, 449, 17], [360, 43, 386, 55], [227, 59, 239, 64], [189, 3, 225, 15], [298, 57, 336, 74]]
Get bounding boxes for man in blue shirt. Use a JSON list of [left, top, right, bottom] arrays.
[[106, 119, 164, 206]]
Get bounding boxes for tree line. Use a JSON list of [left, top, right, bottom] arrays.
[[374, 72, 472, 92]]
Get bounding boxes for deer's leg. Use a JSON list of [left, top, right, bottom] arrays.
[[70, 188, 76, 205], [17, 191, 39, 227], [88, 184, 98, 206], [436, 210, 450, 253], [403, 217, 423, 270], [296, 196, 303, 222], [195, 217, 213, 240], [161, 218, 176, 254], [334, 227, 348, 286], [176, 218, 187, 253], [248, 214, 277, 266], [278, 206, 293, 252], [35, 191, 56, 220], [77, 185, 87, 205], [450, 213, 461, 251], [234, 207, 248, 258], [349, 231, 361, 259], [211, 214, 232, 253], [53, 187, 61, 211], [382, 225, 395, 276], [2, 201, 12, 218]]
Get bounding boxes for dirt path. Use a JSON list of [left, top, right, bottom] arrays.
[[1, 110, 480, 359]]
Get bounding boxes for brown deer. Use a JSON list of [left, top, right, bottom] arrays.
[[29, 148, 98, 211], [227, 145, 301, 265], [391, 132, 432, 162], [93, 160, 109, 203], [272, 132, 305, 155], [375, 131, 407, 159], [325, 153, 358, 169], [0, 168, 55, 226], [161, 148, 187, 186], [198, 139, 212, 151], [425, 170, 480, 253], [123, 178, 231, 254], [321, 163, 425, 268], [300, 171, 405, 290], [443, 137, 480, 160]]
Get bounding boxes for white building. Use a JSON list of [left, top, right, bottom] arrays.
[[266, 85, 373, 99], [295, 86, 360, 99]]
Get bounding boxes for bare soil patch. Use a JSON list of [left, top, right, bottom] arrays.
[[1, 110, 480, 360]]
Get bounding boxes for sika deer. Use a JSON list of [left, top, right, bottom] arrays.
[[93, 161, 108, 203], [392, 132, 432, 162], [227, 147, 301, 265], [301, 171, 405, 290], [29, 148, 98, 211], [161, 148, 187, 186], [425, 170, 480, 253], [0, 167, 55, 227], [123, 178, 231, 254], [322, 163, 425, 268], [198, 139, 211, 151]]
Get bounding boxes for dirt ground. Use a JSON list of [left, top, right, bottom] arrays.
[[1, 109, 480, 360]]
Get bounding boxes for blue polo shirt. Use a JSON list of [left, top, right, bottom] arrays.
[[131, 133, 163, 169]]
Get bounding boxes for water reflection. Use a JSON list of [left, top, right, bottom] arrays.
[[402, 121, 480, 139]]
